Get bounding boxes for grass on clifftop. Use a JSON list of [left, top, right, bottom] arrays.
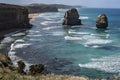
[[0, 67, 120, 80], [0, 67, 88, 80]]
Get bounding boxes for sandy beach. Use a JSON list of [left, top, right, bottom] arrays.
[[28, 13, 39, 19]]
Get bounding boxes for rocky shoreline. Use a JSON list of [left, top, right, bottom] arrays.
[[0, 3, 119, 80]]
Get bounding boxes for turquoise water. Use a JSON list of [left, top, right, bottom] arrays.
[[2, 8, 120, 78]]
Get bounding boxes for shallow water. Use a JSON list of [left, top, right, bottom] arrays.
[[1, 8, 120, 78]]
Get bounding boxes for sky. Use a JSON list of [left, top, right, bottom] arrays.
[[0, 0, 120, 8]]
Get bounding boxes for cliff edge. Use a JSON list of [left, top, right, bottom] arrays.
[[0, 3, 31, 30]]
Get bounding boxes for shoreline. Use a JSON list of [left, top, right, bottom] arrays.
[[28, 13, 39, 20], [0, 28, 31, 41]]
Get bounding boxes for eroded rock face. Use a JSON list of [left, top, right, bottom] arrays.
[[96, 14, 108, 29], [62, 8, 82, 26], [0, 3, 31, 30]]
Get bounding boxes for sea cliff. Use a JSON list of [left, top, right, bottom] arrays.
[[0, 3, 30, 30]]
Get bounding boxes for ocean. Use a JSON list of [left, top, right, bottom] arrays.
[[1, 8, 120, 78]]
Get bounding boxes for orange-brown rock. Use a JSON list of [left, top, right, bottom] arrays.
[[96, 14, 108, 29]]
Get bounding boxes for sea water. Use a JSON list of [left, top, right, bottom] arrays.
[[1, 8, 120, 78]]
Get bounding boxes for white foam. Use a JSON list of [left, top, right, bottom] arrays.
[[64, 36, 82, 40], [106, 34, 110, 38], [91, 45, 101, 48], [12, 33, 25, 37], [8, 51, 16, 56], [41, 21, 60, 25], [8, 42, 20, 66], [27, 34, 42, 37], [8, 39, 30, 49], [80, 16, 89, 20], [42, 26, 59, 30], [29, 30, 40, 33], [85, 39, 112, 45], [90, 34, 110, 38], [1, 37, 14, 44], [44, 17, 54, 20], [15, 39, 25, 43], [29, 39, 42, 41], [14, 43, 31, 49], [79, 54, 120, 73], [41, 21, 48, 25], [52, 31, 63, 36], [64, 34, 112, 45], [8, 40, 32, 72], [69, 31, 89, 35], [82, 35, 112, 45]]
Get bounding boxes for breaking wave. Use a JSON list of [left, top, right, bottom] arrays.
[[79, 54, 120, 73]]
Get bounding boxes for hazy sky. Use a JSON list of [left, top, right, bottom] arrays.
[[0, 0, 120, 8]]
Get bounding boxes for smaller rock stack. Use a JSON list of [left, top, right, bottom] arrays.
[[96, 14, 108, 29], [62, 8, 82, 26]]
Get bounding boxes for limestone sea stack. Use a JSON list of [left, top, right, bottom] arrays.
[[62, 8, 82, 26], [96, 14, 108, 29]]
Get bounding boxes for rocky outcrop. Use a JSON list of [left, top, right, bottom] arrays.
[[62, 8, 82, 26], [96, 14, 108, 29], [0, 3, 31, 30]]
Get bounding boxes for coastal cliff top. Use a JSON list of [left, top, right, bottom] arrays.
[[0, 3, 26, 9], [25, 3, 83, 9]]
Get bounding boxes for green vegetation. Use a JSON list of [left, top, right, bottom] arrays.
[[29, 64, 45, 75], [0, 54, 120, 80], [0, 54, 87, 80], [17, 60, 26, 74], [0, 67, 88, 80]]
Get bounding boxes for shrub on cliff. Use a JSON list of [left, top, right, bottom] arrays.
[[29, 64, 45, 75], [17, 60, 26, 74]]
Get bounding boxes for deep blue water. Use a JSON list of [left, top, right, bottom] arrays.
[[1, 8, 120, 78]]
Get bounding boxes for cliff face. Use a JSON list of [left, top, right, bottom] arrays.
[[0, 3, 30, 30]]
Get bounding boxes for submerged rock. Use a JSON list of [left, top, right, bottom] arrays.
[[62, 8, 82, 26], [96, 14, 108, 29]]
